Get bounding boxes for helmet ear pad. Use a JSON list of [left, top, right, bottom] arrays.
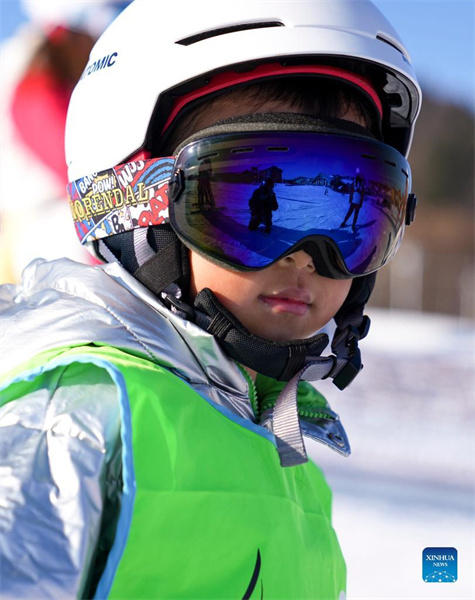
[[99, 224, 191, 299], [334, 272, 376, 331], [135, 224, 192, 299]]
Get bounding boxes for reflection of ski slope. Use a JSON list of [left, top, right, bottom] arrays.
[[184, 182, 399, 271]]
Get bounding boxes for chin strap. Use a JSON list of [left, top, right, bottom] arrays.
[[162, 286, 370, 467], [266, 315, 370, 466], [164, 286, 370, 387], [192, 288, 329, 381]]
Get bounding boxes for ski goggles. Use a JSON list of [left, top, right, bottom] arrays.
[[68, 130, 415, 278], [168, 131, 415, 277]]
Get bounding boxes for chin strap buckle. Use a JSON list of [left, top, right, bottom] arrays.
[[329, 315, 371, 390], [330, 348, 362, 390], [161, 284, 196, 322]]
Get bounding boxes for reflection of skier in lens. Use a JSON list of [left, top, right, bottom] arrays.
[[197, 158, 215, 209], [248, 178, 278, 235], [340, 169, 365, 231]]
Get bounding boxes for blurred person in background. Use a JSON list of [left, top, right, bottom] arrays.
[[0, 0, 130, 283]]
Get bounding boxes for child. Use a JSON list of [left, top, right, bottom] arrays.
[[0, 1, 421, 598]]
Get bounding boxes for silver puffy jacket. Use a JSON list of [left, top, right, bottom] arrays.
[[0, 258, 348, 598]]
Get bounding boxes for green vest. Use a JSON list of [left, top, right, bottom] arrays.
[[1, 345, 346, 599]]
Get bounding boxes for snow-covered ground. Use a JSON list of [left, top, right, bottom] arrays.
[[183, 181, 399, 274], [308, 309, 475, 599]]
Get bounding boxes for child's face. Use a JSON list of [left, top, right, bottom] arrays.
[[184, 96, 362, 341], [190, 250, 351, 342]]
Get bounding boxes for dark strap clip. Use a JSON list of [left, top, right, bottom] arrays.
[[332, 348, 363, 390], [162, 293, 196, 322], [330, 316, 370, 390], [332, 318, 368, 357]]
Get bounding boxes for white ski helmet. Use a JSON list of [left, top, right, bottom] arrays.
[[65, 0, 421, 181], [64, 0, 422, 387]]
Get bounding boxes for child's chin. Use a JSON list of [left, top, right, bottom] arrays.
[[252, 323, 314, 343]]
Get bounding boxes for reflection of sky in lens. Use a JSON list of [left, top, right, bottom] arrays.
[[193, 133, 408, 184], [174, 133, 410, 274]]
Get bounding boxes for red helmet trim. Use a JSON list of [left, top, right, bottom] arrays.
[[161, 62, 383, 135]]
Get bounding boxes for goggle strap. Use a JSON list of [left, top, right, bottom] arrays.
[[68, 156, 174, 246]]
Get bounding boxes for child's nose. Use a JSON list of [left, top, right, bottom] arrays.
[[281, 250, 315, 271]]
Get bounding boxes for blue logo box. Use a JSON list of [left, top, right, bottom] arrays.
[[423, 547, 457, 582]]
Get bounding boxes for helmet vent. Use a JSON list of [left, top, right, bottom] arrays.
[[376, 34, 409, 60], [176, 21, 284, 46]]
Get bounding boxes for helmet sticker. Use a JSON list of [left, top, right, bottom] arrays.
[[67, 157, 173, 244]]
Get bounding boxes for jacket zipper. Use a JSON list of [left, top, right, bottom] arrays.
[[236, 363, 259, 419], [260, 401, 335, 421]]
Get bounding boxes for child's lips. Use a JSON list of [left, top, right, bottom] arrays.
[[259, 289, 312, 316]]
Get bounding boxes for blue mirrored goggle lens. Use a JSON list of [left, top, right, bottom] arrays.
[[169, 132, 411, 276]]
